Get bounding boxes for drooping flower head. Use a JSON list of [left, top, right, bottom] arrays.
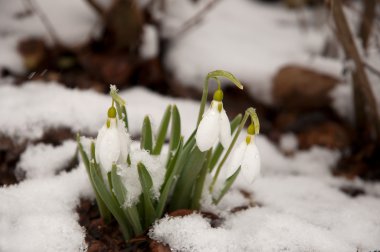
[[196, 89, 231, 152], [96, 100, 131, 176], [227, 123, 261, 185]]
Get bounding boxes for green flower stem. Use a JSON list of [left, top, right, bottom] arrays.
[[197, 70, 244, 126], [209, 108, 258, 193]]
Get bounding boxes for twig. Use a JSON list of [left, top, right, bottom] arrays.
[[25, 0, 60, 45], [358, 0, 376, 51], [330, 0, 380, 140], [364, 61, 380, 78], [172, 0, 221, 39], [85, 0, 106, 17]]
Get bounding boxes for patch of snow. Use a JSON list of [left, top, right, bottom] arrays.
[[0, 0, 100, 72], [163, 0, 335, 104], [16, 140, 77, 179], [0, 167, 92, 252], [0, 81, 199, 141], [278, 133, 298, 153], [118, 145, 166, 206], [140, 25, 159, 60]]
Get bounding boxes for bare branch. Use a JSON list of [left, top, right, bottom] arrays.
[[330, 0, 380, 140], [26, 0, 60, 45]]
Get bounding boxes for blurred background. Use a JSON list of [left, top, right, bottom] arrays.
[[0, 0, 379, 186]]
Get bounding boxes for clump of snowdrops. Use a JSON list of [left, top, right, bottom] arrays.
[[77, 70, 261, 241]]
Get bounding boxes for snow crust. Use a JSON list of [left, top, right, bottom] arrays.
[[118, 145, 166, 207], [0, 81, 199, 141], [0, 0, 100, 72], [0, 166, 92, 252], [163, 0, 341, 104], [16, 140, 76, 179], [150, 138, 380, 252]]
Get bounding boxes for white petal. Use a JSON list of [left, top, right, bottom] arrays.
[[95, 125, 107, 164], [240, 142, 261, 184], [226, 141, 247, 178], [96, 119, 120, 173], [219, 108, 231, 149], [117, 121, 131, 164], [196, 105, 219, 151]]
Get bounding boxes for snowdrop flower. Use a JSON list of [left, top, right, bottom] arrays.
[[196, 89, 231, 151], [96, 104, 131, 174], [227, 124, 260, 185]]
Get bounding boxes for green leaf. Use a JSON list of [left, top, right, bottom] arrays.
[[214, 167, 241, 204], [110, 86, 126, 106], [169, 105, 181, 153], [209, 114, 242, 172], [77, 134, 111, 222], [207, 70, 243, 90], [152, 105, 172, 155], [76, 134, 90, 173], [169, 146, 207, 210], [191, 150, 212, 210], [121, 105, 129, 130], [89, 161, 131, 240], [141, 116, 153, 152], [111, 165, 143, 235], [156, 138, 183, 217], [137, 163, 156, 228]]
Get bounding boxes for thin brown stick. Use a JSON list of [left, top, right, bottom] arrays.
[[85, 0, 106, 17], [26, 0, 60, 45], [359, 0, 376, 50], [330, 0, 380, 140], [173, 0, 221, 39]]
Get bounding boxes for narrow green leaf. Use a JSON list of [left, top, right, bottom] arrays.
[[111, 165, 143, 235], [214, 167, 241, 204], [209, 114, 242, 172], [137, 163, 156, 228], [110, 86, 126, 106], [191, 150, 212, 210], [169, 105, 181, 153], [76, 134, 89, 173], [122, 105, 129, 129], [157, 138, 183, 217], [158, 134, 196, 213], [77, 135, 111, 222], [169, 146, 207, 210], [152, 105, 172, 155], [141, 116, 153, 152], [89, 161, 131, 240]]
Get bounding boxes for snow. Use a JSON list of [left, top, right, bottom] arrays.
[[16, 140, 77, 180], [150, 140, 380, 252], [163, 0, 341, 104], [0, 0, 100, 72], [0, 81, 199, 141], [1, 0, 380, 251], [118, 145, 166, 206], [0, 81, 379, 251], [0, 166, 92, 252], [279, 133, 298, 153], [140, 25, 159, 60]]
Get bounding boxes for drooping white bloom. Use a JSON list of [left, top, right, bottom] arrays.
[[196, 100, 231, 151], [95, 108, 131, 174], [227, 134, 261, 185]]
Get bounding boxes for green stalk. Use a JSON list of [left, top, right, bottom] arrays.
[[209, 108, 258, 193], [197, 70, 244, 126]]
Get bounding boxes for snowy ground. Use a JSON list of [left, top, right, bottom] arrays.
[[1, 0, 380, 251], [0, 82, 380, 252]]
